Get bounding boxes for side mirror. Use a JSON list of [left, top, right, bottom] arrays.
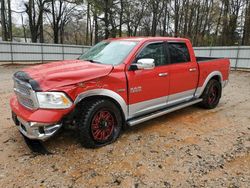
[[130, 58, 155, 70]]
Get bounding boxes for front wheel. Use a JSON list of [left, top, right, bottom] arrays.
[[199, 79, 222, 109], [76, 99, 122, 148]]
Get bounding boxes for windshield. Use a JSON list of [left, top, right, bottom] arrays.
[[79, 40, 138, 65]]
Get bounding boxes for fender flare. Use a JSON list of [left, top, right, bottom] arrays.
[[74, 89, 128, 119], [195, 71, 223, 98]]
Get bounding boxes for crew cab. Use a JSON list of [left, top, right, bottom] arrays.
[[10, 37, 230, 148]]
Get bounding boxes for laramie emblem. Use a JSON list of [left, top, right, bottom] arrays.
[[130, 86, 142, 93]]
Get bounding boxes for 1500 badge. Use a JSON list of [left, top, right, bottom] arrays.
[[130, 86, 142, 93]]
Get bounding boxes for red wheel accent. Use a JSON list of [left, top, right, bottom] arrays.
[[91, 110, 115, 142], [208, 85, 218, 104]]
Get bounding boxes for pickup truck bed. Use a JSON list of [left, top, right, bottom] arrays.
[[196, 56, 221, 62]]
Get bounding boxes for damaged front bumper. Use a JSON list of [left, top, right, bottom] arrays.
[[12, 113, 62, 141], [10, 95, 73, 141]]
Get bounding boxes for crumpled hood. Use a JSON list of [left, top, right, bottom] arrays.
[[22, 60, 113, 91]]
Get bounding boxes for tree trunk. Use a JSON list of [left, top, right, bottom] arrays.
[[119, 0, 123, 37], [193, 4, 201, 46], [228, 0, 241, 45], [187, 1, 194, 37], [60, 23, 64, 44], [25, 0, 46, 43], [89, 14, 93, 45], [86, 2, 90, 45], [162, 3, 168, 36], [39, 17, 44, 43], [183, 0, 189, 36], [39, 0, 44, 43], [221, 0, 229, 45], [201, 0, 212, 39], [174, 0, 180, 37], [7, 0, 12, 41], [27, 0, 38, 42], [126, 9, 131, 36], [1, 0, 8, 41], [104, 0, 109, 39], [215, 3, 223, 40], [94, 12, 98, 44], [51, 0, 59, 44], [151, 2, 158, 36], [242, 0, 250, 45]]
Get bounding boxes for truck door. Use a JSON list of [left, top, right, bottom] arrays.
[[126, 42, 170, 119], [167, 42, 199, 106]]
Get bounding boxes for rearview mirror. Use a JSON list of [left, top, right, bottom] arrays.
[[130, 58, 155, 70]]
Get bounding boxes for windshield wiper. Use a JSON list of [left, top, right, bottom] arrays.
[[85, 59, 102, 64]]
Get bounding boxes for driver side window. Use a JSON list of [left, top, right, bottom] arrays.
[[137, 42, 168, 66]]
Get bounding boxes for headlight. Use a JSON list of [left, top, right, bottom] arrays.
[[36, 92, 72, 109]]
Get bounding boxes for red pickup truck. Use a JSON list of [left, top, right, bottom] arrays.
[[10, 37, 230, 148]]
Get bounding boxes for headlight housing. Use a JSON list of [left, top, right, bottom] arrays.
[[36, 92, 72, 109]]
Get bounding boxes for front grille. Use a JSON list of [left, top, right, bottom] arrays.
[[16, 95, 34, 108], [15, 82, 31, 95], [13, 78, 38, 110]]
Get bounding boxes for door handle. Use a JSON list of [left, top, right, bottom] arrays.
[[189, 68, 197, 72], [158, 73, 168, 77]]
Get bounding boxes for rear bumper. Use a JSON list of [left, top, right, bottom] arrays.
[[10, 95, 73, 141]]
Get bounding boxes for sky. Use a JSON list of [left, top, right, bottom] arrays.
[[11, 0, 27, 26]]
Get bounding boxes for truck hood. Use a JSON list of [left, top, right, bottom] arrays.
[[22, 60, 113, 91]]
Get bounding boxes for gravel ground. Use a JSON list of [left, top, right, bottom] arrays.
[[0, 65, 249, 188]]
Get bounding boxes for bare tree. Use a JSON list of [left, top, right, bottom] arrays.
[[7, 0, 12, 40], [3, 0, 250, 46], [119, 0, 123, 37], [173, 0, 181, 37], [86, 1, 90, 44], [0, 0, 12, 41], [25, 0, 48, 43], [46, 0, 80, 43]]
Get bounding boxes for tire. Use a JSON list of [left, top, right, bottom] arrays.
[[199, 79, 222, 109], [76, 99, 122, 148]]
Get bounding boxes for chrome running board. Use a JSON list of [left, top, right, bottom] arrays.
[[127, 98, 203, 126]]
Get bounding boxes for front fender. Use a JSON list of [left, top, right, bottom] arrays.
[[74, 89, 128, 119]]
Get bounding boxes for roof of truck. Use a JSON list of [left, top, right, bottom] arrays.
[[107, 36, 189, 42]]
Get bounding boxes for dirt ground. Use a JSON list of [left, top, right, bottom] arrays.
[[0, 65, 249, 188]]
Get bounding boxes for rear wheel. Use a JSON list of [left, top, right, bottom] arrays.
[[199, 79, 222, 109], [76, 99, 122, 148]]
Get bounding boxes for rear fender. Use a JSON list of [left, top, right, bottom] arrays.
[[195, 71, 223, 98]]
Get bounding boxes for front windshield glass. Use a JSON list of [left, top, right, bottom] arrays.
[[79, 40, 138, 65]]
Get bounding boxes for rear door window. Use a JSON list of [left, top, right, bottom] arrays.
[[168, 42, 190, 63]]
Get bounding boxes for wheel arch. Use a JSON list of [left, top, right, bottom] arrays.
[[195, 71, 223, 98], [74, 89, 128, 121]]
